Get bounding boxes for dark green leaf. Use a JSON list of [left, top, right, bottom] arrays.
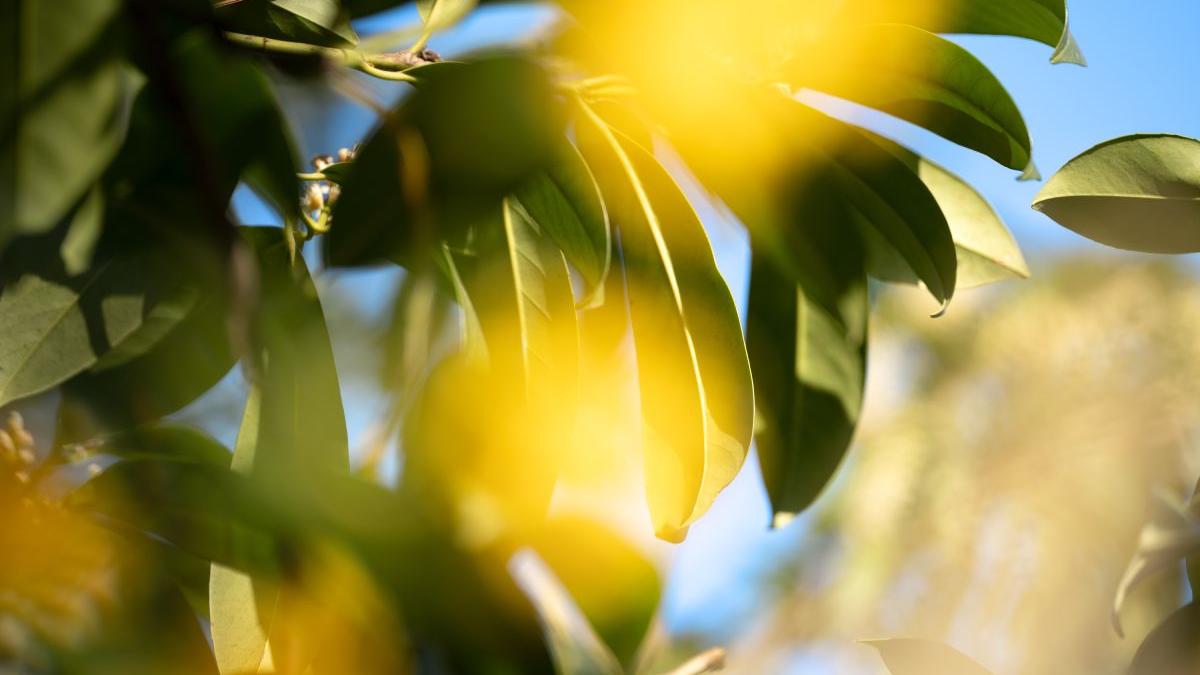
[[798, 107, 957, 304], [862, 138, 1027, 289], [242, 226, 349, 475], [575, 101, 753, 542], [747, 174, 868, 525], [217, 0, 358, 48], [324, 56, 562, 267], [1033, 134, 1200, 253], [94, 425, 234, 466], [0, 231, 182, 408], [59, 279, 235, 436], [2, 19, 131, 247], [790, 24, 1035, 174]]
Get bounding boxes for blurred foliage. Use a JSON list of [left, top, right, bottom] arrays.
[[6, 0, 1199, 673], [734, 258, 1200, 673]]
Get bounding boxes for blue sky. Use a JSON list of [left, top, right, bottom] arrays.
[[232, 0, 1200, 650]]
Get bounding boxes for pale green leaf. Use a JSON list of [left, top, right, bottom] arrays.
[[1033, 134, 1200, 253], [417, 0, 477, 32], [865, 638, 995, 675], [1111, 491, 1200, 637], [211, 389, 276, 675]]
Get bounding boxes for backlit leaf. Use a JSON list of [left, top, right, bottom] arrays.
[[867, 0, 1085, 65], [575, 100, 753, 542], [790, 24, 1034, 173]]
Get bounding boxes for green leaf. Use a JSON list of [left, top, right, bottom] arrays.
[[93, 425, 234, 466], [417, 0, 477, 33], [575, 101, 754, 542], [1111, 492, 1200, 637], [865, 639, 995, 675], [800, 108, 958, 304], [380, 269, 455, 399], [59, 187, 106, 276], [211, 389, 275, 675], [2, 25, 130, 247], [0, 234, 177, 408], [209, 228, 347, 675], [868, 0, 1085, 65], [242, 226, 349, 475], [460, 198, 581, 395], [217, 0, 358, 48], [1033, 134, 1200, 253], [59, 279, 235, 436], [513, 140, 611, 305], [746, 175, 869, 525], [531, 516, 661, 668], [509, 548, 624, 675], [1129, 603, 1200, 675], [790, 24, 1034, 173], [863, 140, 1028, 289], [324, 56, 561, 267]]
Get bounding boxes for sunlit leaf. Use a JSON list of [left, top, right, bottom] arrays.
[[867, 0, 1085, 65], [790, 24, 1034, 174], [1111, 491, 1200, 637], [575, 100, 753, 542], [1033, 134, 1200, 253], [417, 0, 477, 33], [865, 638, 996, 675]]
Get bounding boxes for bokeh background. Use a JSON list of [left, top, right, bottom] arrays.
[[208, 1, 1200, 672]]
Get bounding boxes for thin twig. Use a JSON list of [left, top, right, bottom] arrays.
[[662, 647, 727, 675]]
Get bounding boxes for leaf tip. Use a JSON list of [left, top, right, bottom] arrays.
[[655, 524, 689, 543], [930, 299, 950, 319], [771, 511, 797, 530]]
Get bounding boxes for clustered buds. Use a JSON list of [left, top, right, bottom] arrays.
[[1, 412, 36, 483], [300, 146, 357, 224]]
